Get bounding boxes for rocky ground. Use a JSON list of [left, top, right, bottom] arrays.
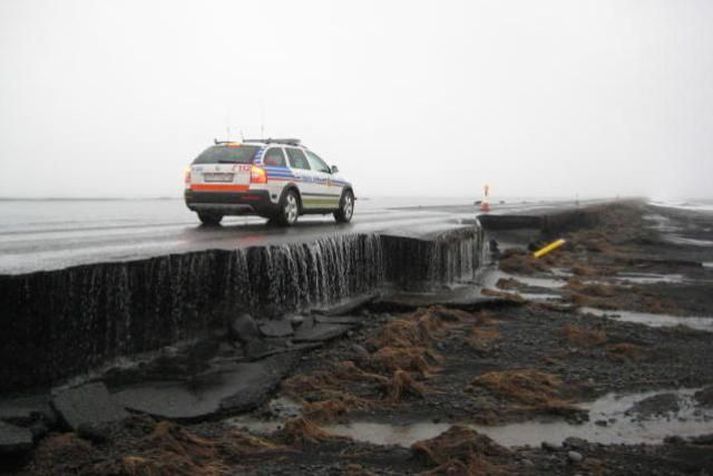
[[4, 201, 713, 475]]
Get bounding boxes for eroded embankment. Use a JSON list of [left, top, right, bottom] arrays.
[[381, 226, 485, 289], [0, 227, 486, 391], [0, 234, 384, 391]]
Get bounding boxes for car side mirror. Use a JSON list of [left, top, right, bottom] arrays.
[[331, 165, 339, 174]]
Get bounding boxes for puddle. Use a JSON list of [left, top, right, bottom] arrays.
[[323, 388, 713, 448], [325, 421, 451, 447], [579, 307, 713, 332], [550, 267, 574, 278], [664, 235, 713, 247], [481, 270, 566, 291], [643, 213, 682, 233], [579, 273, 687, 288], [614, 272, 686, 285], [518, 292, 563, 302]]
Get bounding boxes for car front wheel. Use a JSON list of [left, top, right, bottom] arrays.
[[334, 190, 354, 223]]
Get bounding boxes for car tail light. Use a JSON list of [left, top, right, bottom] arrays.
[[250, 165, 267, 184], [184, 166, 191, 188]]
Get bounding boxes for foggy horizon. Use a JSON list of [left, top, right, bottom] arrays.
[[1, 0, 712, 201]]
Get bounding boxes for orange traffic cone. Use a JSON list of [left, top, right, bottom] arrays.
[[480, 184, 491, 212]]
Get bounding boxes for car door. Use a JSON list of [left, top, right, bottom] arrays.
[[285, 147, 318, 209], [305, 150, 340, 209]]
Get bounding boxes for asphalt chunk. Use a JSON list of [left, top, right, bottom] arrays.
[[0, 420, 33, 454], [51, 382, 128, 431]]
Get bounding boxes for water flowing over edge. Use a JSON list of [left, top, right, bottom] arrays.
[[0, 228, 483, 390]]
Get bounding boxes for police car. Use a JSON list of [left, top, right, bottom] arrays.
[[184, 138, 354, 226]]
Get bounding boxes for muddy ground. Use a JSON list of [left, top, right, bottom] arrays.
[[8, 201, 713, 475]]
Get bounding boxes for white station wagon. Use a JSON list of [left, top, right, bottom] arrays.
[[184, 138, 354, 226]]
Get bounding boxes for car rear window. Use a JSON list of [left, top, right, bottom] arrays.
[[193, 145, 260, 164]]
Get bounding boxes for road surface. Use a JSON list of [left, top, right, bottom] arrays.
[[0, 196, 583, 274]]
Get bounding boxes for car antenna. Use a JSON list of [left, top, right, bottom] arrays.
[[260, 99, 266, 139]]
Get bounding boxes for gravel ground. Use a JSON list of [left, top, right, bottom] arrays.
[[12, 201, 713, 475]]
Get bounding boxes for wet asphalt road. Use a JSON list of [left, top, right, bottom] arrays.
[[0, 197, 584, 274]]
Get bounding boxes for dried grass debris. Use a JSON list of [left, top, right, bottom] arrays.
[[412, 425, 510, 475], [470, 369, 568, 408], [606, 343, 646, 362], [559, 324, 607, 347], [369, 346, 441, 375], [384, 370, 426, 403], [275, 417, 347, 446], [498, 249, 550, 275]]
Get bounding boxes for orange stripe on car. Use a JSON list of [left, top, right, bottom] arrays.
[[191, 184, 249, 192]]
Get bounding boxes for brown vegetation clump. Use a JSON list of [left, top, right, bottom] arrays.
[[480, 288, 526, 302], [496, 277, 522, 290], [31, 420, 289, 476], [112, 455, 163, 475], [559, 324, 607, 347], [91, 422, 230, 476], [498, 248, 551, 275], [343, 464, 379, 476], [606, 343, 646, 362], [570, 263, 601, 277], [29, 433, 97, 474], [567, 279, 681, 316], [577, 231, 615, 254], [282, 370, 342, 395], [302, 399, 350, 421], [148, 421, 217, 458], [471, 369, 567, 408], [565, 279, 618, 298], [369, 346, 441, 375], [275, 417, 347, 446], [281, 369, 373, 418], [333, 360, 389, 385], [467, 326, 501, 352], [282, 306, 464, 422], [427, 305, 475, 323], [472, 310, 497, 326], [367, 305, 457, 350], [412, 425, 510, 475], [384, 369, 425, 403], [369, 316, 438, 349]]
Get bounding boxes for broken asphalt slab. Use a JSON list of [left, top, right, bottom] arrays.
[[0, 394, 52, 427], [314, 314, 369, 325], [293, 323, 352, 343], [312, 292, 380, 316], [0, 421, 33, 454], [111, 352, 300, 422], [51, 382, 129, 431], [259, 319, 294, 337]]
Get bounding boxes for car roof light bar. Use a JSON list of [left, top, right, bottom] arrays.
[[243, 138, 302, 146]]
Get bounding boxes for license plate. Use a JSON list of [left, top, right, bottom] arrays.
[[203, 173, 234, 182]]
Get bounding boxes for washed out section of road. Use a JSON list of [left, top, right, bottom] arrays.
[[112, 353, 300, 422]]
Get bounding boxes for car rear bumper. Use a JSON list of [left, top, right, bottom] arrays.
[[184, 189, 278, 216]]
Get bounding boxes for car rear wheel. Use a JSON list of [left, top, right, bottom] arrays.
[[276, 189, 300, 226], [334, 190, 354, 223], [198, 212, 223, 226]]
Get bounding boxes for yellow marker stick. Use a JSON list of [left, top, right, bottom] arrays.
[[533, 239, 566, 259]]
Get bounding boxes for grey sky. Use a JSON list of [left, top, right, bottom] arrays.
[[1, 0, 711, 199]]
